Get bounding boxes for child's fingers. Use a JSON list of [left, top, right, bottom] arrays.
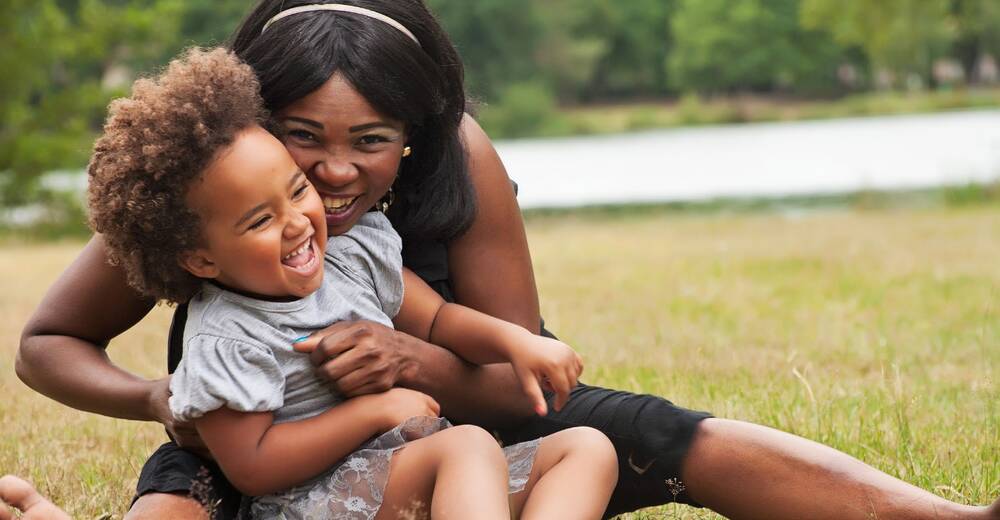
[[0, 476, 41, 515], [0, 501, 12, 520], [515, 367, 548, 416]]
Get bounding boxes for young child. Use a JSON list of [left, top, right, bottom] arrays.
[[86, 48, 617, 519]]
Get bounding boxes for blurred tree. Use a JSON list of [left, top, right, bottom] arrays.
[[426, 0, 545, 101], [0, 0, 182, 205], [951, 0, 1000, 82], [539, 0, 676, 102], [801, 0, 953, 88], [668, 0, 842, 94]]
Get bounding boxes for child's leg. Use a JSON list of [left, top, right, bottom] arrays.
[[375, 425, 510, 520], [510, 427, 618, 520]]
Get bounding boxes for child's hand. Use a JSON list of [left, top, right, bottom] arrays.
[[508, 336, 584, 416], [0, 475, 70, 520], [371, 388, 441, 432]]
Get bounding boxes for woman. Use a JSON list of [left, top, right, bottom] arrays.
[[16, 1, 999, 519]]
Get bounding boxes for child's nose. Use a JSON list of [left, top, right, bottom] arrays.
[[284, 210, 312, 239]]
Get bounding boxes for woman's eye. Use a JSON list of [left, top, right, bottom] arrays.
[[358, 134, 389, 146], [248, 215, 271, 230], [286, 129, 317, 143]]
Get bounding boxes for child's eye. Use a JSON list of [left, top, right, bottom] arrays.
[[292, 184, 309, 199], [248, 215, 271, 230]]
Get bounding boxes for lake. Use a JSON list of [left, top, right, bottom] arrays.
[[494, 109, 1000, 208]]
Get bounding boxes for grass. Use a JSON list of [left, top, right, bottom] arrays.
[[2, 207, 999, 518]]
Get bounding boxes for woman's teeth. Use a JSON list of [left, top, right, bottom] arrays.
[[323, 196, 359, 213]]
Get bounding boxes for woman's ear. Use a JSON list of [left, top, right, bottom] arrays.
[[179, 249, 220, 279]]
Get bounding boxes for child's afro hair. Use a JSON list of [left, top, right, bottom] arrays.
[[87, 47, 268, 304]]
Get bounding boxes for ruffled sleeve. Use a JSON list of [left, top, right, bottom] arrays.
[[329, 212, 405, 318], [169, 335, 285, 422]]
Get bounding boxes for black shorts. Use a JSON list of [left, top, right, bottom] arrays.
[[133, 441, 243, 519], [133, 384, 710, 519]]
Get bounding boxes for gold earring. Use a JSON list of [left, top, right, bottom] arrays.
[[402, 146, 412, 158], [378, 187, 396, 214]]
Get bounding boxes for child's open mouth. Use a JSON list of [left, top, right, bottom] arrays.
[[281, 236, 318, 274]]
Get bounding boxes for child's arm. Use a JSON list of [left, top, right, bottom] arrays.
[[394, 269, 583, 415], [194, 387, 438, 497]]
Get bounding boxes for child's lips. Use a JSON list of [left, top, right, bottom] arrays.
[[281, 236, 316, 270]]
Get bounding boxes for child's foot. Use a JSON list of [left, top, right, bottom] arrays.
[[0, 475, 71, 520]]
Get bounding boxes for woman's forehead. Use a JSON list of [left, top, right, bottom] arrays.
[[276, 73, 404, 131]]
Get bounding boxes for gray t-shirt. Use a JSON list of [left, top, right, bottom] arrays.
[[168, 211, 404, 424]]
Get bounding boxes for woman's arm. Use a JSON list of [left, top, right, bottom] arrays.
[[448, 115, 542, 333], [195, 388, 439, 497], [16, 235, 169, 424]]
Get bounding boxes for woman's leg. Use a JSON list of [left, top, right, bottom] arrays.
[[126, 442, 242, 520], [126, 493, 210, 520], [684, 418, 998, 520], [375, 424, 510, 520], [509, 427, 618, 520]]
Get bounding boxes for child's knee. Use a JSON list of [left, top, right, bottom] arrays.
[[556, 427, 618, 474], [436, 425, 504, 460]]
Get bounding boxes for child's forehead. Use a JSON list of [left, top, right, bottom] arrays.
[[188, 128, 301, 214]]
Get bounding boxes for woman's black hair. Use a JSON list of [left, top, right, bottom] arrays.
[[230, 0, 475, 242]]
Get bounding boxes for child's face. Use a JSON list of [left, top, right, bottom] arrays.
[[182, 126, 329, 299]]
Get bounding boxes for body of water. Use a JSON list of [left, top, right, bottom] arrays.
[[495, 109, 1000, 208]]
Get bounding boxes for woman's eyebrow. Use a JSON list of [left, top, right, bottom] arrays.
[[282, 116, 323, 129], [348, 121, 394, 132]]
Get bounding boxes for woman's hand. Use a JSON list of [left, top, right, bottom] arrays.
[[506, 336, 583, 416], [147, 376, 208, 457], [292, 321, 418, 397], [367, 388, 441, 432]]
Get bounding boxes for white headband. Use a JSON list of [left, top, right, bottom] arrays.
[[261, 4, 420, 46]]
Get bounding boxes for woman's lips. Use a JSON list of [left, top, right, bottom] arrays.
[[322, 195, 362, 228]]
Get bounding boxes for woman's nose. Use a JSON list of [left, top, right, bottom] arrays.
[[310, 153, 360, 187]]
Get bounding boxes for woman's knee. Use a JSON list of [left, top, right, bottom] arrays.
[[126, 492, 211, 520]]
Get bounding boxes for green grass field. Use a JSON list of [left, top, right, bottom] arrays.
[[2, 208, 998, 519]]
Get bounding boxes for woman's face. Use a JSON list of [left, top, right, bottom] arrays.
[[274, 73, 407, 236]]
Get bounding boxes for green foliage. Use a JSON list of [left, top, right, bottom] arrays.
[[478, 82, 568, 138], [668, 0, 842, 94], [3, 0, 1000, 209], [801, 0, 953, 86]]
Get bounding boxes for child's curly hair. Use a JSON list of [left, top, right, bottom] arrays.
[[87, 47, 268, 304]]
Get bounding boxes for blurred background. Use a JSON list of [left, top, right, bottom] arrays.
[[2, 2, 999, 518], [3, 0, 1000, 232]]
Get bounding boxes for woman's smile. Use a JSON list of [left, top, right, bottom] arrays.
[[320, 193, 364, 229]]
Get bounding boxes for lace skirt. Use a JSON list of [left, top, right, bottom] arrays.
[[249, 416, 540, 519]]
